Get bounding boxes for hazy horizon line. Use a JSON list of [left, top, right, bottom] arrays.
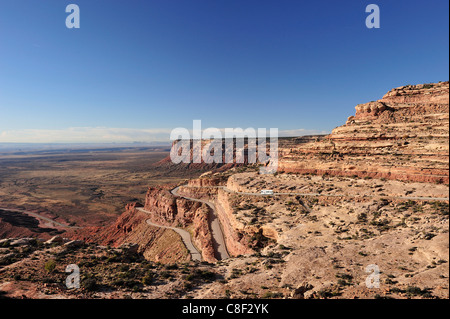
[[0, 127, 330, 144]]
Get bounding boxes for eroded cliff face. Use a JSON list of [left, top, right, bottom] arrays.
[[143, 187, 217, 262], [215, 189, 253, 256], [154, 139, 249, 174], [278, 82, 449, 184], [67, 202, 190, 263], [174, 177, 274, 257], [187, 176, 224, 187], [69, 188, 218, 263]]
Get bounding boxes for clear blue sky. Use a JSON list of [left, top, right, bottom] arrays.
[[0, 0, 448, 143]]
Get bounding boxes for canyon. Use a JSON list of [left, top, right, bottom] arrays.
[[0, 81, 448, 299], [77, 81, 448, 264]]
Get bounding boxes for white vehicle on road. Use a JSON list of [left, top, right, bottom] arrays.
[[260, 189, 274, 195]]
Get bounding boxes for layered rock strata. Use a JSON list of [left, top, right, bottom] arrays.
[[278, 82, 449, 184]]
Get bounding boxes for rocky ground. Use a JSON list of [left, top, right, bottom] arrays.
[[1, 179, 448, 300], [0, 237, 221, 299], [194, 171, 449, 299], [0, 82, 448, 299]]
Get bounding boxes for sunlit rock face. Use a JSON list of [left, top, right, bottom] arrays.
[[278, 82, 449, 184]]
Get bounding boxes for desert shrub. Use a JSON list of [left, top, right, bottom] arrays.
[[405, 286, 432, 298], [159, 271, 173, 279], [132, 285, 142, 292], [165, 264, 178, 270], [142, 272, 154, 285], [374, 294, 394, 299], [0, 255, 17, 266], [185, 269, 216, 282], [113, 279, 141, 289], [371, 218, 390, 226], [44, 259, 57, 273], [423, 232, 436, 240], [317, 288, 341, 299], [185, 274, 195, 282], [357, 213, 367, 223], [431, 202, 449, 216], [337, 279, 351, 286], [82, 278, 98, 292], [0, 241, 10, 248], [385, 278, 398, 285], [336, 273, 353, 281], [229, 268, 243, 279], [262, 291, 283, 299], [119, 264, 129, 272], [198, 270, 216, 281]]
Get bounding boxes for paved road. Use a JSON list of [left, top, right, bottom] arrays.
[[136, 207, 202, 262], [0, 207, 81, 229], [171, 187, 230, 260], [223, 188, 450, 201], [183, 186, 449, 202]]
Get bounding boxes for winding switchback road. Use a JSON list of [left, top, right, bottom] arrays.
[[136, 207, 202, 262], [171, 186, 230, 260]]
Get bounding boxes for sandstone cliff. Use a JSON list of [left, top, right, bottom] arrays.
[[67, 202, 188, 263], [143, 187, 217, 262], [69, 187, 218, 263], [278, 81, 449, 184], [213, 188, 257, 256]]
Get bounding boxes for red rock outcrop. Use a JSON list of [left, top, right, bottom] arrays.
[[278, 81, 449, 184], [213, 189, 257, 257], [68, 203, 146, 246], [70, 187, 218, 263], [153, 138, 273, 173], [144, 187, 218, 262], [69, 203, 187, 263], [187, 176, 225, 187]]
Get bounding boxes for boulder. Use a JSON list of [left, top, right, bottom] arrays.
[[291, 283, 314, 299], [45, 236, 64, 245], [63, 240, 84, 249]]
